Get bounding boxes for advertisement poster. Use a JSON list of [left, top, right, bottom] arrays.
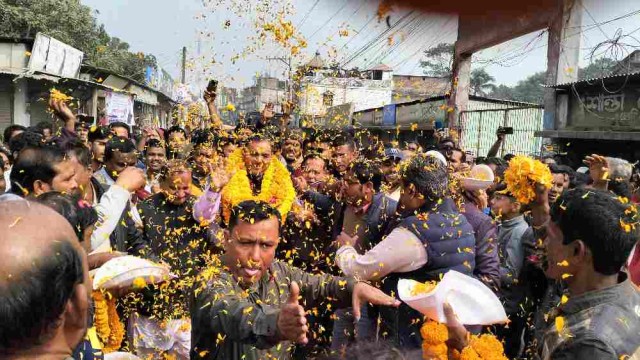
[[106, 91, 135, 126]]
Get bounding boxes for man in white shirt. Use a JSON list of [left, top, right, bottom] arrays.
[[66, 142, 145, 252], [94, 136, 144, 228], [335, 153, 476, 348]]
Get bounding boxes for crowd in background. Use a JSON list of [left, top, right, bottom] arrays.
[[0, 90, 638, 360]]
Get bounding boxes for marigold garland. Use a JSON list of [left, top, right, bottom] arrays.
[[225, 148, 245, 175], [420, 320, 507, 360], [92, 290, 125, 353], [459, 335, 508, 360], [503, 155, 552, 204], [421, 320, 449, 360], [221, 149, 295, 223]]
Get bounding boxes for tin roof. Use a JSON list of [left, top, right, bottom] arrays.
[[544, 71, 640, 89], [369, 63, 393, 71]]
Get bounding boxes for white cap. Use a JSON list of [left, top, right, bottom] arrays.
[[577, 166, 589, 174], [425, 150, 447, 167]]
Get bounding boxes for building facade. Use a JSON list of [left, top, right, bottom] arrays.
[[237, 76, 286, 114], [536, 71, 640, 165], [0, 37, 176, 138], [295, 53, 393, 126], [392, 75, 450, 103]]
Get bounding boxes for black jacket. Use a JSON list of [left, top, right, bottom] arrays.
[[136, 193, 210, 318], [279, 191, 397, 275]]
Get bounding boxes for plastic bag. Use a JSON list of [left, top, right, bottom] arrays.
[[398, 270, 508, 325]]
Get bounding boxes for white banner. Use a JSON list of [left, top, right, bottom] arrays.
[[28, 33, 84, 78], [106, 91, 135, 126]]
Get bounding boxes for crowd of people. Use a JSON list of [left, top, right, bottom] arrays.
[[0, 89, 638, 360]]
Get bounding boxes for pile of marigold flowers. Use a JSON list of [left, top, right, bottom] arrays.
[[503, 155, 552, 204], [420, 319, 508, 360]]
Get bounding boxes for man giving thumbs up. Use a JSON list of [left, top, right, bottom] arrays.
[[191, 200, 400, 360]]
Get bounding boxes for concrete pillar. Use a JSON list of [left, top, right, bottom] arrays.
[[544, 0, 582, 130], [12, 78, 29, 126], [447, 50, 472, 129]]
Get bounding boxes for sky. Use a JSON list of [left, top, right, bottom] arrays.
[[81, 0, 640, 90]]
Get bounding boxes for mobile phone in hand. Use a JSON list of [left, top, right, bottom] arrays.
[[206, 79, 218, 93], [497, 126, 514, 135]]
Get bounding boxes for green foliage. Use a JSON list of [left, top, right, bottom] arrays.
[[470, 69, 496, 96], [578, 57, 618, 80], [489, 71, 546, 104], [488, 58, 617, 104], [420, 43, 454, 77], [0, 0, 156, 82]]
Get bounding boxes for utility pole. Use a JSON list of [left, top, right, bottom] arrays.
[[181, 46, 187, 84], [266, 56, 292, 103]]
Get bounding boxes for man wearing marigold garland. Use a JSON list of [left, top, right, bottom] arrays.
[[190, 200, 401, 360], [193, 132, 296, 227]]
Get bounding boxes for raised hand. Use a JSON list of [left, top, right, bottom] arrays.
[[351, 282, 401, 321], [584, 154, 609, 185], [294, 205, 317, 226], [277, 281, 308, 344], [208, 160, 230, 192], [281, 101, 295, 115], [48, 98, 76, 129], [262, 103, 275, 120], [203, 90, 217, 105], [115, 167, 146, 192], [292, 176, 309, 193]]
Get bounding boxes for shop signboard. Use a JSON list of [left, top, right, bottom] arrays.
[[28, 33, 83, 78]]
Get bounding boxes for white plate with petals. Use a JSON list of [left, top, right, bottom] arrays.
[[93, 255, 174, 291]]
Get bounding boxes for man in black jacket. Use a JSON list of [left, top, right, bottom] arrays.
[[132, 160, 210, 358]]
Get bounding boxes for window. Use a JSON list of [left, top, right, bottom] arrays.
[[323, 91, 334, 107]]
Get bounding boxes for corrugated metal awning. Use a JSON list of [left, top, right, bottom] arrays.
[[543, 71, 640, 89], [0, 69, 133, 95], [535, 130, 640, 141]]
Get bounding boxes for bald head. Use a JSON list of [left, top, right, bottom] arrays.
[[0, 201, 80, 262], [0, 201, 89, 354]]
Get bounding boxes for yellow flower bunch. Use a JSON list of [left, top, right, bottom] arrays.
[[92, 290, 124, 353], [50, 88, 73, 102], [503, 155, 552, 204], [221, 153, 295, 224], [420, 319, 507, 360]]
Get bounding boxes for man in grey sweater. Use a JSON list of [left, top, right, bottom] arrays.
[[490, 189, 534, 358]]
